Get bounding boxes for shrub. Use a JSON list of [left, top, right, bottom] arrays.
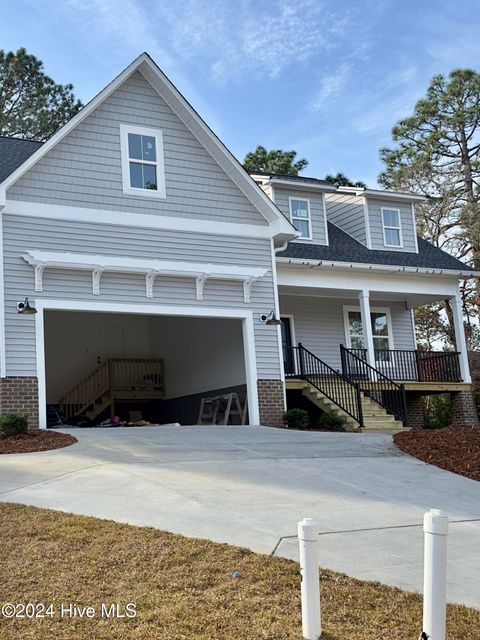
[[424, 394, 452, 429], [0, 413, 28, 437], [319, 411, 346, 431], [282, 408, 310, 429]]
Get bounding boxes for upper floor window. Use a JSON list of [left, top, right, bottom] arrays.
[[289, 197, 312, 239], [120, 124, 166, 198], [382, 208, 402, 247]]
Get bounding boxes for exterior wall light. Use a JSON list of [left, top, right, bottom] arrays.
[[17, 297, 37, 315], [260, 310, 282, 326]]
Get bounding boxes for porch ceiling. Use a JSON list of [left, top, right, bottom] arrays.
[[278, 285, 448, 308]]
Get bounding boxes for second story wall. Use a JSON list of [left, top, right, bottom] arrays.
[[6, 71, 267, 227], [324, 192, 367, 245], [367, 198, 418, 253], [273, 187, 328, 245]]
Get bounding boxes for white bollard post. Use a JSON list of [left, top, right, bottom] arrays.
[[423, 508, 449, 640], [298, 517, 321, 640]]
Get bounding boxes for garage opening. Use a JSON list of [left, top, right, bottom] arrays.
[[44, 310, 247, 427]]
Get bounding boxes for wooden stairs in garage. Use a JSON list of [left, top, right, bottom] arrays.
[[59, 358, 165, 421], [300, 382, 405, 432]]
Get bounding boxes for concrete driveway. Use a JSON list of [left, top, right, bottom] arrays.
[[0, 426, 479, 608]]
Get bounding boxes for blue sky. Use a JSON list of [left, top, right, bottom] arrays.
[[1, 0, 480, 186]]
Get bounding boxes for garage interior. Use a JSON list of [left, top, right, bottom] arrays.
[[44, 310, 247, 426]]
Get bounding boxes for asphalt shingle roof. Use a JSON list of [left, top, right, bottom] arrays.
[[278, 222, 475, 273], [0, 136, 43, 183]]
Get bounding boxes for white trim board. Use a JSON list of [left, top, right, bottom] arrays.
[[3, 200, 285, 240], [0, 53, 296, 242], [34, 299, 261, 429], [0, 213, 5, 376]]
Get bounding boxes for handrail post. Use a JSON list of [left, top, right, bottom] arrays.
[[340, 344, 346, 376], [356, 384, 364, 428], [298, 343, 306, 379], [415, 349, 423, 382], [400, 383, 407, 427]]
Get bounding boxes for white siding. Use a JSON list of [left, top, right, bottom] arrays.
[[3, 215, 281, 380], [279, 294, 416, 370], [7, 71, 267, 227]]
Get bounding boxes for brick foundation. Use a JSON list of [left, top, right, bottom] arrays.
[[0, 377, 39, 428], [257, 379, 285, 427], [450, 389, 479, 427], [405, 391, 425, 429]]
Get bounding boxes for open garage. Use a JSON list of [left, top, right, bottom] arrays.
[[41, 306, 255, 428]]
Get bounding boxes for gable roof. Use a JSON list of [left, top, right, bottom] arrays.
[[0, 137, 43, 183], [0, 53, 296, 244], [278, 222, 476, 276]]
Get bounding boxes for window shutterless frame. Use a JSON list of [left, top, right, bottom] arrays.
[[342, 305, 395, 362], [381, 207, 403, 248], [120, 124, 166, 198], [289, 197, 312, 240]]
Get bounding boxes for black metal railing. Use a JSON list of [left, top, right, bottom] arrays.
[[340, 345, 407, 425], [347, 348, 462, 382], [284, 344, 364, 428]]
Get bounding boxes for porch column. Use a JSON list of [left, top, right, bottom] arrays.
[[450, 288, 471, 383], [358, 289, 375, 367]]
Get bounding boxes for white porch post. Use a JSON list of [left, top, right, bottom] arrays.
[[450, 288, 471, 383], [358, 289, 375, 367]]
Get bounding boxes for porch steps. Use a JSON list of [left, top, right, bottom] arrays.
[[302, 384, 405, 431]]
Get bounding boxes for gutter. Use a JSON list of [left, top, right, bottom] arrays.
[[276, 256, 480, 278]]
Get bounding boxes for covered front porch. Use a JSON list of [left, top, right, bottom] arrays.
[[276, 264, 475, 428]]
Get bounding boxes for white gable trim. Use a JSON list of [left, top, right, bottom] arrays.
[[3, 200, 283, 239], [22, 250, 268, 303], [0, 53, 295, 242]]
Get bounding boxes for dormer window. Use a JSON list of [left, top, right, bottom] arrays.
[[382, 208, 402, 247], [289, 197, 312, 239], [120, 124, 166, 198]]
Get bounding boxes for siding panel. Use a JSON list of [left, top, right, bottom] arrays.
[[7, 72, 267, 227], [3, 215, 281, 380], [324, 193, 367, 245], [273, 187, 327, 245], [367, 198, 417, 252]]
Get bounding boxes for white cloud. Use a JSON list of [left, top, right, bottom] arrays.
[[310, 62, 351, 109]]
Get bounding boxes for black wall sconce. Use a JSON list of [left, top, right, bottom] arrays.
[[260, 310, 282, 326], [17, 297, 37, 315]]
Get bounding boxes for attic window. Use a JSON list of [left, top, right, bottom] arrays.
[[120, 124, 166, 198], [382, 208, 402, 247], [289, 197, 312, 240]]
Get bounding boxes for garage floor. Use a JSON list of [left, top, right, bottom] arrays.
[[0, 426, 479, 607]]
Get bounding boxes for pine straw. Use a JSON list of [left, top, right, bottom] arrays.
[[0, 430, 77, 454], [394, 426, 480, 481], [0, 503, 478, 640]]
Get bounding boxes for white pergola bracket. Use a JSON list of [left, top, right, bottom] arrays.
[[243, 276, 258, 304], [34, 263, 46, 292], [92, 266, 105, 295], [145, 270, 157, 298], [196, 273, 210, 301]]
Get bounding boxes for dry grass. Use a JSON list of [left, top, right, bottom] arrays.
[[0, 503, 478, 640]]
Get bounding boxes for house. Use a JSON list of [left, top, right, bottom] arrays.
[[0, 53, 477, 431]]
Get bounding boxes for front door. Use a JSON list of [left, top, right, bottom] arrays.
[[281, 317, 295, 375]]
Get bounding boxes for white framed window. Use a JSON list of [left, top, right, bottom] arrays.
[[343, 306, 394, 362], [289, 197, 312, 240], [381, 207, 402, 247], [120, 124, 166, 198]]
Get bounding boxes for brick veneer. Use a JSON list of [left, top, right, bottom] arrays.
[[0, 377, 39, 428], [450, 389, 479, 427], [405, 391, 425, 429], [257, 379, 285, 427]]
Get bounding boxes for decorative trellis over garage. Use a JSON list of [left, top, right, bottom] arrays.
[[22, 250, 269, 302]]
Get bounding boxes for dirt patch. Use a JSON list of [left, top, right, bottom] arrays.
[[394, 426, 480, 481], [0, 503, 478, 639], [0, 429, 77, 454]]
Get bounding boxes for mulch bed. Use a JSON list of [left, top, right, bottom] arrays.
[[0, 429, 77, 454], [394, 426, 480, 481]]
